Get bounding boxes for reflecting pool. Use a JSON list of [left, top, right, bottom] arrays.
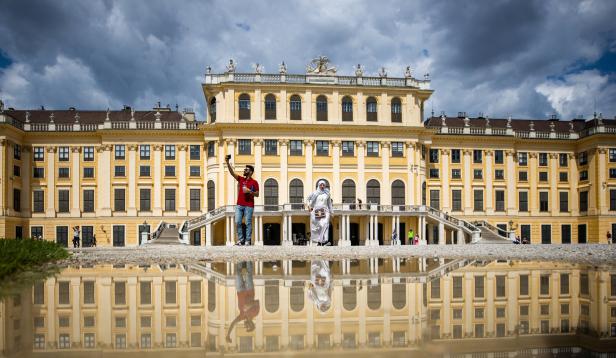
[[2, 258, 616, 356]]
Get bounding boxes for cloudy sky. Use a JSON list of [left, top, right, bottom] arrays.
[[0, 0, 615, 121]]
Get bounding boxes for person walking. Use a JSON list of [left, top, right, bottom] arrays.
[[307, 180, 334, 246], [225, 155, 259, 246], [92, 234, 97, 247], [72, 226, 80, 248], [408, 228, 414, 245], [608, 231, 612, 244]]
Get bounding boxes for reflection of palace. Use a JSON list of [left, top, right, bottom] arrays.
[[1, 56, 616, 246], [1, 261, 615, 356]]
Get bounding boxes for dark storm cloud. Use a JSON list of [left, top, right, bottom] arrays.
[[0, 0, 614, 120]]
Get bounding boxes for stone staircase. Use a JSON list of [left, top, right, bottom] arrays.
[[149, 226, 182, 245], [475, 225, 512, 244]]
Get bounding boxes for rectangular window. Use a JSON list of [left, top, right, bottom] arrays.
[[473, 169, 483, 179], [496, 275, 506, 297], [429, 190, 440, 210], [495, 190, 505, 212], [578, 224, 587, 243], [473, 150, 482, 163], [561, 224, 571, 244], [207, 141, 215, 157], [13, 189, 20, 211], [140, 281, 151, 305], [58, 167, 69, 178], [560, 273, 570, 295], [59, 281, 70, 304], [290, 140, 303, 156], [579, 170, 588, 181], [140, 189, 151, 211], [451, 149, 461, 163], [82, 146, 94, 161], [58, 189, 70, 212], [139, 165, 150, 177], [609, 148, 616, 162], [115, 281, 126, 305], [473, 189, 483, 212], [452, 190, 462, 211], [82, 281, 95, 304], [13, 165, 20, 177], [33, 147, 44, 161], [164, 145, 175, 159], [83, 190, 94, 212], [31, 226, 43, 241], [165, 281, 177, 304], [430, 279, 440, 299], [429, 149, 439, 163], [559, 192, 568, 212], [559, 171, 568, 182], [58, 146, 70, 161], [114, 188, 125, 212], [316, 140, 329, 156], [33, 167, 44, 178], [342, 141, 354, 156], [540, 275, 550, 295], [165, 165, 175, 177], [541, 224, 552, 244], [518, 152, 527, 166], [429, 168, 439, 178], [579, 151, 588, 165], [494, 150, 504, 164], [453, 276, 463, 298], [189, 145, 200, 160], [391, 142, 403, 157], [14, 144, 21, 160], [190, 189, 200, 211], [610, 189, 616, 211], [539, 171, 548, 182], [367, 141, 379, 157], [518, 171, 528, 181], [264, 139, 277, 155], [115, 145, 125, 160], [559, 153, 568, 167], [190, 281, 201, 304], [579, 191, 588, 212], [539, 152, 548, 166], [539, 191, 549, 212], [451, 169, 461, 179], [114, 165, 125, 177], [495, 169, 504, 180], [580, 273, 589, 295], [33, 190, 44, 212], [475, 276, 485, 298], [610, 168, 616, 179], [165, 188, 176, 211], [83, 167, 94, 178], [519, 275, 529, 296], [141, 334, 152, 348], [238, 139, 251, 155], [140, 145, 150, 160], [189, 166, 200, 177]]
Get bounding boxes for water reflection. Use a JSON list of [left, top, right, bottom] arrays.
[[1, 259, 615, 357]]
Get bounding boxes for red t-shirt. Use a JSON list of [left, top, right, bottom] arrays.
[[236, 176, 259, 207], [237, 289, 260, 319]]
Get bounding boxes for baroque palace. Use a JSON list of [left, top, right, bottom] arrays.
[[0, 57, 615, 246]]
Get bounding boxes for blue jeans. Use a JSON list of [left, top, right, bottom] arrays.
[[235, 205, 254, 244]]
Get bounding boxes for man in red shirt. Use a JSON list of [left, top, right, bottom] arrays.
[[226, 156, 259, 245], [226, 261, 260, 343]]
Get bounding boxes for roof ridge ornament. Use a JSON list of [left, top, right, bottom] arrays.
[[205, 66, 212, 75], [463, 116, 470, 127], [0, 99, 4, 112], [440, 113, 446, 127], [130, 108, 135, 121], [74, 112, 80, 123], [569, 121, 574, 133], [25, 111, 31, 123], [485, 115, 490, 128], [355, 64, 363, 77], [549, 121, 555, 132], [226, 59, 236, 73], [279, 61, 287, 74], [506, 115, 512, 129], [529, 121, 535, 131], [378, 67, 387, 78], [306, 56, 337, 75], [253, 63, 263, 74], [405, 66, 412, 78], [49, 112, 54, 123], [105, 108, 110, 122], [155, 110, 161, 122]]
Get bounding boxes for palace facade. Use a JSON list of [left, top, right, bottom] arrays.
[[0, 58, 615, 246]]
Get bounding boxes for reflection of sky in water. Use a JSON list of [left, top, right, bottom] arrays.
[[1, 259, 615, 357]]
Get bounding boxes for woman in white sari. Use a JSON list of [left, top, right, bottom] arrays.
[[307, 260, 332, 312], [307, 180, 334, 246]]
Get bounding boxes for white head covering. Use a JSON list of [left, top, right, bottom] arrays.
[[307, 180, 333, 212]]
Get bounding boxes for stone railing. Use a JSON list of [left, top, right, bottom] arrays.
[[427, 124, 616, 140]]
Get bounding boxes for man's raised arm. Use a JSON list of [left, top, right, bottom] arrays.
[[225, 156, 239, 180]]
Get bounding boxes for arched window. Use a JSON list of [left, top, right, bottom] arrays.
[[238, 93, 250, 120], [290, 95, 301, 120], [207, 180, 215, 212], [366, 97, 377, 122], [392, 283, 406, 309], [264, 282, 279, 313], [290, 282, 304, 312], [207, 280, 216, 312], [343, 284, 357, 311], [342, 179, 356, 205], [289, 179, 304, 209], [209, 98, 216, 123], [421, 181, 426, 206], [391, 97, 402, 122], [316, 95, 328, 121], [391, 180, 405, 207], [264, 178, 279, 211], [265, 94, 276, 120], [366, 179, 381, 205], [367, 284, 381, 310], [341, 96, 353, 122]]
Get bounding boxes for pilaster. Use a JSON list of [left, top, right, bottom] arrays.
[[178, 144, 187, 216], [127, 145, 137, 216], [153, 145, 163, 216], [70, 147, 81, 216], [45, 146, 56, 217]]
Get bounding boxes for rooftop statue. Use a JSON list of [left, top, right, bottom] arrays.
[[306, 56, 337, 75], [226, 59, 236, 73]]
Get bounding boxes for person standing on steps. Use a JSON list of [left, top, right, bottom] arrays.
[[307, 180, 334, 246], [225, 155, 259, 246]]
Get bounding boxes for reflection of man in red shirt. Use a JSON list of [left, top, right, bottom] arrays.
[[226, 261, 260, 343], [225, 156, 259, 245]]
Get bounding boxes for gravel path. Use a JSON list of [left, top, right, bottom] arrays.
[[65, 244, 616, 267]]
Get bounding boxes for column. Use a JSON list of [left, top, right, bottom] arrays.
[[282, 215, 288, 245], [340, 215, 346, 244], [529, 153, 538, 213], [441, 149, 450, 212], [0, 140, 4, 215], [278, 140, 287, 206], [332, 140, 341, 203], [549, 153, 558, 215], [304, 89, 312, 121], [464, 273, 473, 337], [570, 153, 579, 215], [152, 277, 163, 345], [550, 272, 559, 330], [382, 142, 390, 205], [225, 216, 233, 246], [201, 140, 210, 212], [225, 139, 236, 205], [21, 146, 31, 213], [45, 146, 56, 216], [5, 142, 12, 216], [457, 228, 465, 245], [97, 277, 112, 347], [127, 277, 138, 346], [442, 277, 451, 338], [438, 222, 445, 245], [287, 215, 293, 244], [597, 148, 607, 214], [598, 272, 609, 336], [357, 141, 366, 203], [333, 285, 342, 346], [46, 278, 56, 347], [505, 150, 517, 214], [127, 145, 137, 216], [305, 140, 314, 197], [253, 139, 263, 205], [415, 144, 423, 206], [507, 273, 518, 334], [406, 141, 416, 205], [178, 277, 188, 346], [177, 145, 187, 216], [70, 147, 81, 216], [205, 223, 212, 246], [153, 145, 163, 216], [254, 88, 261, 120], [485, 150, 494, 214], [462, 149, 472, 214], [71, 278, 81, 347], [486, 273, 495, 336]]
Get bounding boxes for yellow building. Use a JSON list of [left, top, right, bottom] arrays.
[[2, 260, 615, 355], [0, 57, 615, 245]]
